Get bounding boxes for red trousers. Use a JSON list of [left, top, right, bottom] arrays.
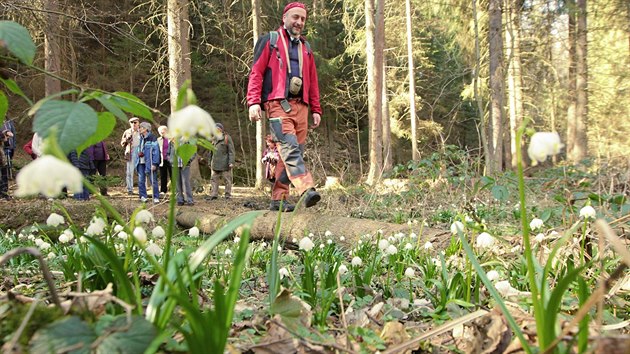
[[264, 99, 315, 201]]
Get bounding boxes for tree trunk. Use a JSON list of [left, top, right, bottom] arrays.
[[365, 0, 383, 185], [488, 0, 504, 174], [405, 0, 418, 161], [167, 0, 185, 113], [505, 0, 524, 170], [566, 0, 577, 160], [176, 210, 447, 247], [382, 55, 393, 173], [572, 0, 588, 162], [473, 0, 489, 175], [252, 0, 266, 189], [44, 0, 61, 96]]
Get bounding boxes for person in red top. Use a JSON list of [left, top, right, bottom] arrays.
[[247, 2, 321, 212]]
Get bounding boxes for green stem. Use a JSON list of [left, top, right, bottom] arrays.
[[516, 127, 547, 349]]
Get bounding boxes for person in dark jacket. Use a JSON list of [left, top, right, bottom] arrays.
[[207, 123, 235, 200], [68, 147, 94, 201], [136, 122, 161, 204], [247, 2, 321, 212], [90, 141, 110, 195], [157, 125, 172, 197], [173, 139, 195, 206], [0, 129, 14, 199]]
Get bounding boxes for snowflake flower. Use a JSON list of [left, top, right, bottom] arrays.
[[530, 218, 544, 231], [338, 264, 348, 275], [494, 280, 519, 297], [146, 243, 163, 257], [378, 239, 390, 250], [386, 244, 398, 255], [189, 227, 200, 238], [86, 217, 106, 236], [46, 213, 65, 227], [118, 231, 128, 240], [405, 243, 414, 251], [234, 236, 241, 244], [476, 232, 495, 249], [339, 236, 345, 242], [534, 233, 545, 243], [424, 241, 433, 250], [327, 239, 333, 245], [579, 205, 596, 220], [16, 156, 84, 198], [224, 249, 232, 256], [39, 241, 51, 251], [58, 233, 70, 244], [279, 267, 290, 279], [299, 237, 315, 252], [168, 105, 219, 142], [486, 270, 500, 282], [136, 210, 155, 224], [152, 226, 165, 239], [325, 230, 333, 237], [351, 256, 363, 267], [404, 267, 415, 278], [113, 225, 124, 233], [527, 132, 564, 165], [133, 227, 147, 245], [450, 221, 465, 235]]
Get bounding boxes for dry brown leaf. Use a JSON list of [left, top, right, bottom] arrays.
[[593, 336, 630, 354], [380, 321, 410, 347], [250, 315, 299, 354]]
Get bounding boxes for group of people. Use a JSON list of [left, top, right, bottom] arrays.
[[121, 117, 236, 206]]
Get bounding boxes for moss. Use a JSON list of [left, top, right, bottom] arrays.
[[0, 300, 63, 348]]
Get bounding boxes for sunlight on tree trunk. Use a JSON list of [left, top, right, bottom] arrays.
[[573, 0, 588, 162], [382, 55, 393, 173], [473, 0, 489, 174], [505, 0, 524, 170], [488, 0, 504, 174], [44, 0, 61, 96], [167, 0, 185, 113], [252, 0, 266, 190], [566, 0, 577, 161], [405, 0, 418, 161], [366, 0, 383, 185]]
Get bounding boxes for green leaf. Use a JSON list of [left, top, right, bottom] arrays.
[[0, 21, 36, 64], [76, 112, 116, 155], [28, 89, 81, 117], [95, 315, 156, 354], [30, 316, 96, 354], [491, 185, 509, 202], [92, 93, 131, 123], [0, 91, 7, 125], [0, 77, 33, 105], [33, 100, 99, 154], [177, 143, 197, 165], [111, 92, 153, 120]]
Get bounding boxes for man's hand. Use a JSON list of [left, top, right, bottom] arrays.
[[249, 104, 262, 122], [310, 113, 321, 129], [151, 165, 157, 171]]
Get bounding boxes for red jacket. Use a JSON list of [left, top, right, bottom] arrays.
[[247, 28, 322, 116]]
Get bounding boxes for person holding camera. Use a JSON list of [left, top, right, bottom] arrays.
[[120, 117, 141, 195], [136, 122, 160, 204], [247, 2, 321, 212]]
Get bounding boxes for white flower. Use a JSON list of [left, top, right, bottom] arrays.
[[152, 226, 165, 239], [136, 210, 155, 224], [189, 227, 200, 238], [351, 256, 363, 267], [277, 245, 282, 252], [234, 237, 241, 244], [279, 267, 290, 279], [378, 239, 390, 250], [299, 237, 315, 252], [410, 232, 418, 239], [261, 242, 267, 248], [530, 218, 544, 231], [145, 243, 163, 257], [486, 270, 500, 281], [46, 213, 65, 227], [527, 132, 564, 165], [319, 243, 325, 249], [133, 227, 147, 245], [118, 231, 128, 240], [86, 217, 106, 236], [405, 243, 414, 250], [338, 264, 349, 275], [325, 230, 333, 237], [114, 224, 124, 232], [339, 236, 345, 242], [579, 205, 596, 220], [404, 267, 415, 278], [423, 241, 433, 250], [386, 244, 398, 255], [35, 238, 44, 246], [58, 233, 70, 244], [62, 229, 74, 241], [388, 236, 396, 243], [494, 280, 519, 297], [327, 239, 333, 245], [168, 105, 219, 142], [39, 241, 51, 251], [224, 249, 232, 256], [476, 232, 495, 249], [291, 238, 298, 243], [16, 156, 84, 198], [534, 233, 545, 243], [47, 252, 56, 260], [465, 215, 474, 223], [450, 221, 465, 235]]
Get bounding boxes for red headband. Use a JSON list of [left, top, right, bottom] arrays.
[[283, 2, 307, 16]]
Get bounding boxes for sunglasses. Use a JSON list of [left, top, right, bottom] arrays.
[[132, 121, 139, 124]]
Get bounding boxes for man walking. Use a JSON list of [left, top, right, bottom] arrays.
[[207, 123, 235, 200], [120, 117, 141, 195], [247, 2, 321, 212]]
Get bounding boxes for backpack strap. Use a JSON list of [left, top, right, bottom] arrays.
[[270, 30, 311, 55]]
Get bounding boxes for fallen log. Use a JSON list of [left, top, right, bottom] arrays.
[[176, 210, 449, 246]]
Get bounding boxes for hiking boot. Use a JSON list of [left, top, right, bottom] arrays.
[[177, 201, 185, 206], [302, 188, 321, 208], [205, 196, 218, 201], [269, 200, 295, 212], [153, 198, 160, 204], [140, 197, 148, 203]]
